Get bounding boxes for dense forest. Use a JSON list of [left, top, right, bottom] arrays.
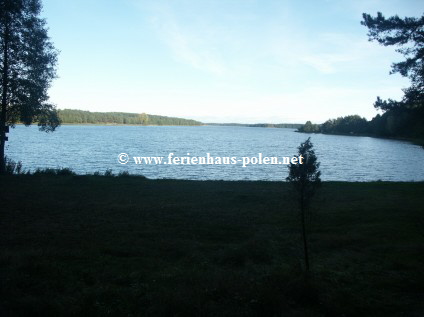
[[207, 123, 302, 129], [298, 108, 424, 140], [58, 109, 202, 126]]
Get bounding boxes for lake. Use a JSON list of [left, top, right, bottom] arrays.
[[5, 125, 424, 181]]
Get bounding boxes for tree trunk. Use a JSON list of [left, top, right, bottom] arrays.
[[300, 192, 310, 272], [0, 125, 5, 175], [0, 24, 9, 175]]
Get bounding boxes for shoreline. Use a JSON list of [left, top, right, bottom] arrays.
[[3, 172, 424, 183], [14, 123, 300, 128], [296, 130, 424, 147]]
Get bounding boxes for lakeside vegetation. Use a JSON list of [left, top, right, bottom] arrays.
[[1, 174, 423, 316], [58, 109, 202, 126], [298, 109, 424, 138], [298, 110, 424, 145]]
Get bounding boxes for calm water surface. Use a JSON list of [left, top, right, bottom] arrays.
[[6, 125, 424, 181]]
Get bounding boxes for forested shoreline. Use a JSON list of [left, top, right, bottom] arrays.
[[298, 107, 424, 145], [58, 109, 202, 126], [57, 109, 302, 128]]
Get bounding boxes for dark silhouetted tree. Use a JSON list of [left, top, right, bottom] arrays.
[[0, 0, 59, 174], [361, 12, 424, 111], [287, 137, 321, 273]]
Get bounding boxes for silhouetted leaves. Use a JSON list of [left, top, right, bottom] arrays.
[[362, 12, 424, 111], [287, 138, 321, 272], [1, 0, 59, 173], [287, 138, 321, 208]]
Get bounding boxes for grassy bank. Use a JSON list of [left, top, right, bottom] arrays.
[[0, 175, 423, 316]]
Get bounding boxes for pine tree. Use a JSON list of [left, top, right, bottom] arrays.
[[362, 12, 424, 111], [287, 138, 321, 272]]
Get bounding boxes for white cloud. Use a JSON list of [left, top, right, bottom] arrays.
[[297, 31, 396, 75], [147, 3, 228, 75]]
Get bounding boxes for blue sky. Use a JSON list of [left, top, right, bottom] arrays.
[[42, 0, 423, 123]]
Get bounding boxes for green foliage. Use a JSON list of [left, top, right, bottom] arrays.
[[33, 167, 76, 176], [299, 115, 368, 135], [362, 12, 424, 111], [321, 115, 369, 135], [361, 12, 424, 140], [117, 170, 130, 177], [1, 0, 60, 174], [57, 109, 202, 126], [0, 0, 60, 129], [103, 168, 113, 177], [287, 138, 321, 206], [287, 138, 321, 273], [4, 156, 23, 174], [299, 110, 424, 139], [297, 121, 320, 133]]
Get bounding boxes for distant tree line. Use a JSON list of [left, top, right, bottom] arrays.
[[298, 109, 424, 138], [298, 115, 367, 135], [58, 109, 202, 126], [207, 123, 302, 129]]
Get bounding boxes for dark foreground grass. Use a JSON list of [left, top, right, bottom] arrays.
[[0, 175, 423, 316]]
